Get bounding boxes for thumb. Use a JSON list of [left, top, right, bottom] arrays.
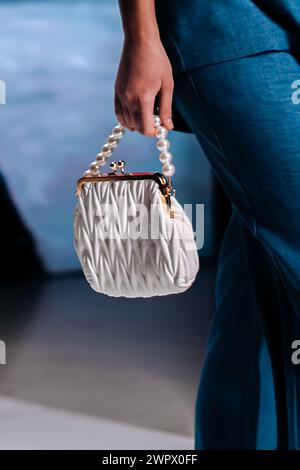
[[158, 80, 174, 130]]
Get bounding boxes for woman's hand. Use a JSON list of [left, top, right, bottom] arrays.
[[114, 38, 174, 136]]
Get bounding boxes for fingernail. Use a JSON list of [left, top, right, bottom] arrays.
[[166, 118, 174, 129]]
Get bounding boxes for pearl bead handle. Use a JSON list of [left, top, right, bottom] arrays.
[[83, 115, 176, 182]]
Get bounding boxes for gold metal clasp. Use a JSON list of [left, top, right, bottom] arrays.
[[165, 176, 176, 198], [76, 172, 175, 216], [108, 160, 125, 175]]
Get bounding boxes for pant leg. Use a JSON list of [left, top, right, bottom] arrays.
[[176, 51, 300, 313], [195, 209, 277, 449], [173, 50, 300, 448], [239, 211, 300, 449]]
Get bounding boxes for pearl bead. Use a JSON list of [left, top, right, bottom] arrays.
[[162, 163, 175, 177], [101, 144, 112, 156], [83, 170, 93, 177], [107, 135, 119, 148], [159, 150, 172, 164], [96, 153, 107, 166], [112, 125, 125, 139], [89, 161, 99, 172], [156, 138, 170, 152], [156, 126, 168, 139], [153, 115, 161, 127]]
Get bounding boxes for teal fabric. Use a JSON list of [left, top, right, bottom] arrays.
[[156, 1, 300, 448], [155, 0, 299, 75], [173, 49, 300, 449]]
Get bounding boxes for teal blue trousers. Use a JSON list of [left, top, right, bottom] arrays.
[[173, 50, 300, 449]]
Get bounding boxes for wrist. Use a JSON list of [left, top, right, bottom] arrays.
[[124, 29, 161, 45], [119, 0, 161, 48], [124, 31, 161, 49]]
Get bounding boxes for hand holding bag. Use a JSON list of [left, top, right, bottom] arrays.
[[73, 116, 199, 298]]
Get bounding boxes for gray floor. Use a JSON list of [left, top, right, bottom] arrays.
[[0, 397, 194, 450], [0, 260, 216, 448]]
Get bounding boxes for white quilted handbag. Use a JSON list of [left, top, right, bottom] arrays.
[[74, 116, 199, 298]]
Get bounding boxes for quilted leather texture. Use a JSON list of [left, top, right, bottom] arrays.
[[74, 179, 199, 297]]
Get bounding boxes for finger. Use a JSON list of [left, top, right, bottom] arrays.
[[133, 94, 156, 136], [158, 80, 174, 130], [114, 93, 126, 127], [115, 93, 134, 131], [123, 104, 135, 132]]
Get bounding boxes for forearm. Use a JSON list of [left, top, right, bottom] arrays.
[[118, 0, 160, 43], [116, 0, 173, 133]]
